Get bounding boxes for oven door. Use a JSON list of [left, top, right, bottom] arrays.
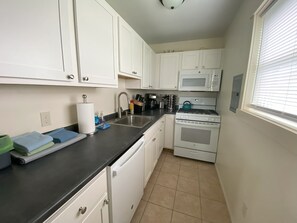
[[174, 120, 220, 153]]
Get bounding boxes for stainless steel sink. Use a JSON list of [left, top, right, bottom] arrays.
[[110, 115, 153, 128]]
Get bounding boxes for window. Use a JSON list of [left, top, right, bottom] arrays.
[[243, 0, 297, 130]]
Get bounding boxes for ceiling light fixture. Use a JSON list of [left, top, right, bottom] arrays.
[[159, 0, 185, 10]]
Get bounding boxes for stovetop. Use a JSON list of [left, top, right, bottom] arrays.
[[177, 108, 219, 116]]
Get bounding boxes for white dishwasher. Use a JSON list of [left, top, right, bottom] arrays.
[[107, 136, 144, 223]]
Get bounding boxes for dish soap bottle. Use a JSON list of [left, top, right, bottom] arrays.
[[130, 100, 134, 115]]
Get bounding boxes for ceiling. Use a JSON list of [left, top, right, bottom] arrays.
[[106, 0, 244, 44]]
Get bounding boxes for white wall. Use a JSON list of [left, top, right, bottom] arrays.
[[216, 0, 297, 222], [0, 78, 131, 136], [150, 37, 225, 53]]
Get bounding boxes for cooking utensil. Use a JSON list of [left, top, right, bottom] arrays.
[[182, 101, 192, 110]]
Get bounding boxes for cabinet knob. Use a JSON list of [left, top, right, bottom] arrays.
[[67, 74, 75, 80], [152, 138, 156, 142], [78, 206, 87, 215], [174, 86, 177, 88], [103, 199, 109, 206], [132, 71, 137, 75], [195, 66, 198, 68], [83, 76, 89, 81]]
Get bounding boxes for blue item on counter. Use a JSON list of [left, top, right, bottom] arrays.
[[11, 134, 87, 164], [97, 122, 111, 130], [46, 128, 78, 143], [13, 132, 53, 153]]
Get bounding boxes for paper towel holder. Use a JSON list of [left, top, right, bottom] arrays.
[[77, 94, 96, 135]]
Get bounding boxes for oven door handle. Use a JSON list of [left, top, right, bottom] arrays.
[[175, 121, 220, 128]]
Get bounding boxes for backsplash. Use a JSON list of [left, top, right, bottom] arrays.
[[0, 78, 132, 136]]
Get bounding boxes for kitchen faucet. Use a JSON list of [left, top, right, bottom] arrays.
[[118, 92, 129, 119]]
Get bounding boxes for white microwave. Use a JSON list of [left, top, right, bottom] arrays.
[[178, 69, 222, 92]]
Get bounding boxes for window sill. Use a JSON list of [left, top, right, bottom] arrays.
[[239, 107, 297, 135]]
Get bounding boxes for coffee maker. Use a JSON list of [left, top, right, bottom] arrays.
[[145, 93, 157, 110]]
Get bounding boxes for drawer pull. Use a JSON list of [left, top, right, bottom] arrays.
[[67, 74, 75, 80], [78, 206, 87, 215]]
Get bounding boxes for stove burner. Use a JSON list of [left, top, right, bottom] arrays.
[[178, 108, 219, 116]]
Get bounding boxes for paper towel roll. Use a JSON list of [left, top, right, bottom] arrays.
[[76, 103, 95, 134]]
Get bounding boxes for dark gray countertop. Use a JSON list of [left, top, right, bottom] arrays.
[[0, 109, 176, 223]]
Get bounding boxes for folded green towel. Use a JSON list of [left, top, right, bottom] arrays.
[[0, 135, 13, 155], [14, 141, 54, 156]]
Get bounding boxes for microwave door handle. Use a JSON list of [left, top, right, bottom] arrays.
[[208, 75, 212, 88]]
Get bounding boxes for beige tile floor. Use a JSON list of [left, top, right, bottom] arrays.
[[131, 149, 231, 223]]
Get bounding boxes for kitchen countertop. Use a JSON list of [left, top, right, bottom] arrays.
[[0, 109, 176, 223]]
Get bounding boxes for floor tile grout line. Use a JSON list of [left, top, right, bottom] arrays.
[[172, 209, 203, 221], [198, 164, 204, 221], [170, 175, 178, 223], [137, 200, 148, 223]]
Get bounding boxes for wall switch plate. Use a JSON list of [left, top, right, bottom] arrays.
[[40, 112, 51, 127]]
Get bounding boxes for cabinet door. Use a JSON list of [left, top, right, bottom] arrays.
[[132, 34, 143, 77], [181, 51, 200, 69], [164, 115, 175, 149], [142, 43, 151, 89], [0, 0, 74, 82], [200, 49, 222, 69], [46, 169, 107, 223], [118, 19, 133, 75], [159, 119, 165, 157], [159, 53, 180, 89], [152, 53, 160, 89], [144, 136, 156, 186], [75, 0, 117, 86], [82, 193, 109, 223]]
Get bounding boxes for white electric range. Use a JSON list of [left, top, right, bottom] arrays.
[[174, 97, 221, 163]]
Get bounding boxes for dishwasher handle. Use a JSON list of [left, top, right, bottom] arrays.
[[112, 140, 144, 177]]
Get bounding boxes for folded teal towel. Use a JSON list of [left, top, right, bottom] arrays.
[[0, 135, 13, 155], [46, 128, 78, 143], [13, 131, 53, 153]]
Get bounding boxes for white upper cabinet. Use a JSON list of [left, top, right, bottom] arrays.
[[132, 34, 143, 77], [142, 43, 156, 89], [181, 49, 222, 70], [200, 49, 222, 69], [159, 53, 180, 90], [118, 18, 143, 78], [181, 51, 201, 70], [74, 0, 118, 86], [0, 0, 75, 83], [142, 43, 151, 89]]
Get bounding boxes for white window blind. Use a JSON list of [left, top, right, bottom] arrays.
[[252, 0, 297, 120]]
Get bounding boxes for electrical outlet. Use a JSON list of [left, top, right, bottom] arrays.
[[40, 112, 51, 127]]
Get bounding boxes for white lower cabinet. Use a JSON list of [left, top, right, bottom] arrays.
[[156, 117, 165, 158], [164, 114, 175, 149], [45, 169, 109, 223], [144, 130, 157, 186], [144, 117, 165, 187]]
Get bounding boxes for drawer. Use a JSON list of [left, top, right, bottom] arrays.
[[144, 116, 164, 141], [45, 169, 107, 223]]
